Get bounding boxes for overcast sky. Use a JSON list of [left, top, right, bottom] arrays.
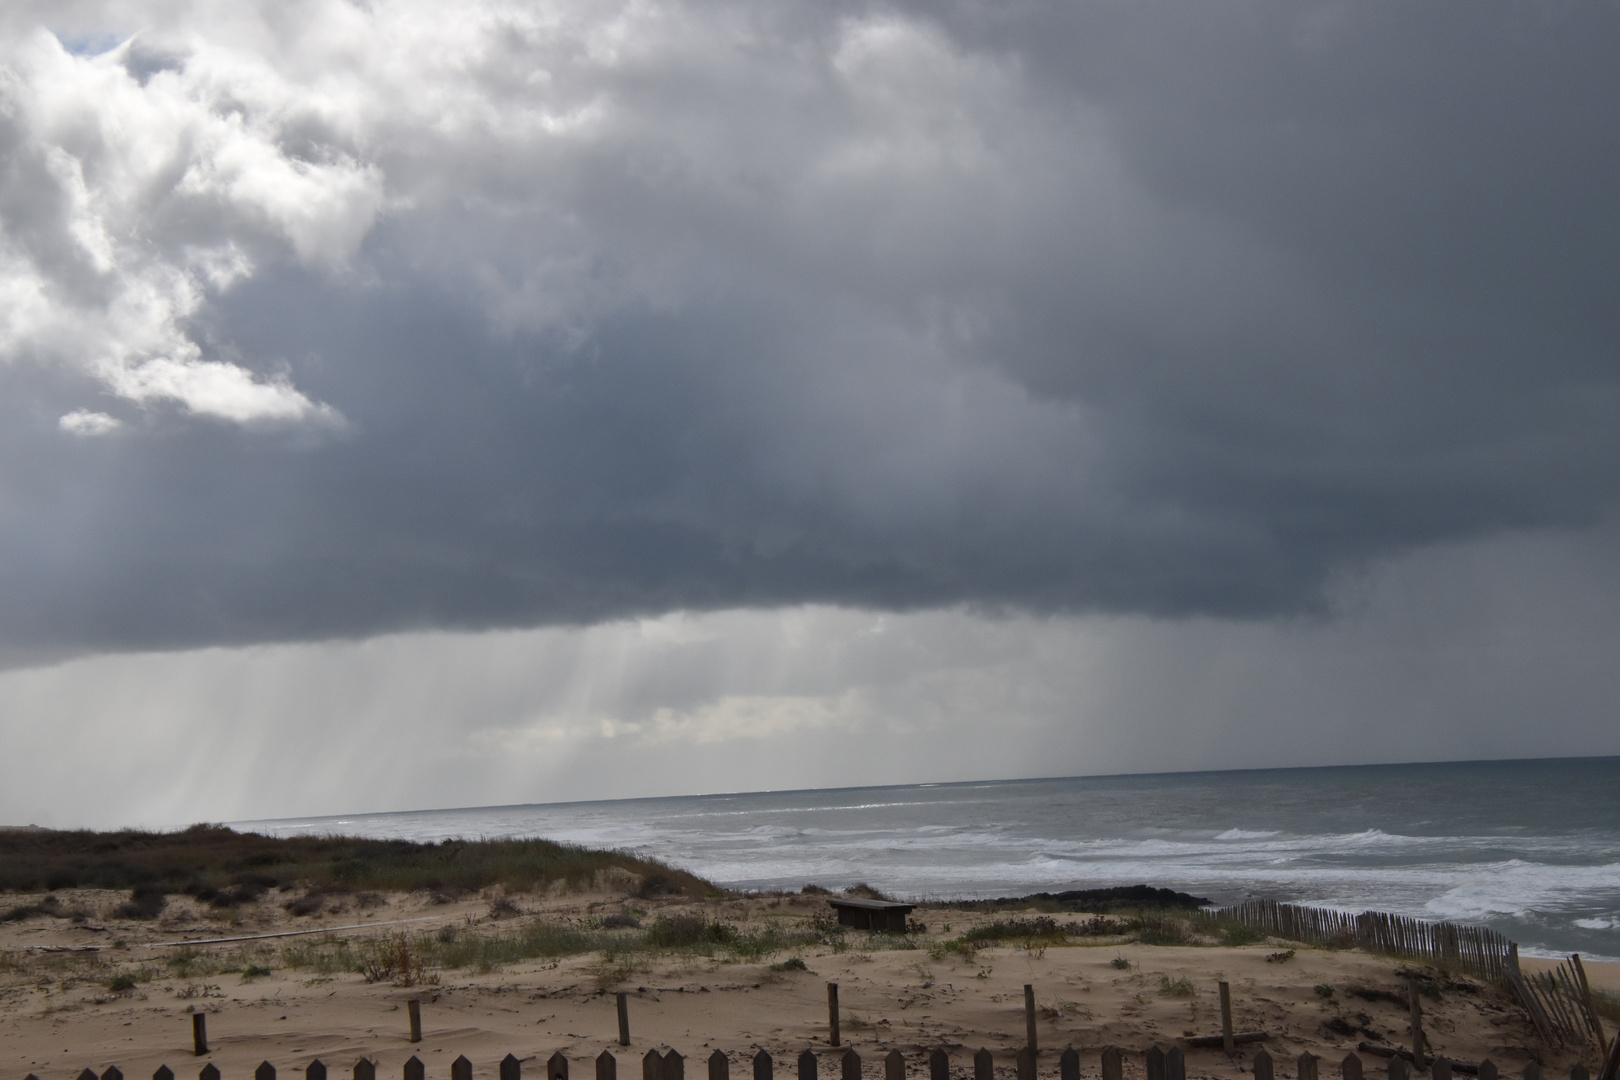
[[1, 0, 1618, 829]]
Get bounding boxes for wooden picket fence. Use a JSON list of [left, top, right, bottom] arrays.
[[24, 1042, 1620, 1080], [1200, 901, 1615, 1055], [1201, 900, 1513, 983]]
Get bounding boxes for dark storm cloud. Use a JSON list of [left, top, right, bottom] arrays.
[[1, 0, 1617, 655]]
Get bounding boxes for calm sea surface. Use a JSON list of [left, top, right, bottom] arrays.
[[237, 757, 1620, 962]]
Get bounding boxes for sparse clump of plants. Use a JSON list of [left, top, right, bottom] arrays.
[[241, 964, 273, 979], [1267, 949, 1296, 963], [106, 974, 138, 993], [1111, 955, 1132, 970], [358, 932, 437, 987], [770, 957, 809, 972], [1315, 983, 1335, 999], [113, 885, 169, 920], [1216, 922, 1268, 947], [1159, 975, 1196, 997], [601, 912, 641, 929], [1122, 911, 1199, 946]]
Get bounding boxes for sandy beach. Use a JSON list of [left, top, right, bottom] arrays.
[[3, 887, 1611, 1080]]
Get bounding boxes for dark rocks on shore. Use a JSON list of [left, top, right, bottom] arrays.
[[951, 884, 1213, 912]]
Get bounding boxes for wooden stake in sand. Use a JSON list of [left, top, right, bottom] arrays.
[[974, 1049, 993, 1080], [453, 1057, 473, 1080], [551, 1052, 571, 1080], [618, 992, 632, 1047], [1060, 1048, 1079, 1080], [828, 983, 841, 1047], [309, 1060, 328, 1080], [405, 1058, 426, 1080], [711, 1050, 730, 1080], [886, 1050, 905, 1080], [1407, 976, 1427, 1071], [1253, 1049, 1274, 1080], [597, 1051, 617, 1080], [799, 1049, 817, 1080], [1016, 1048, 1034, 1080], [841, 1048, 861, 1080], [753, 1051, 773, 1080], [192, 1013, 209, 1056], [355, 1059, 377, 1080], [1299, 1053, 1319, 1080], [1025, 985, 1039, 1057], [1219, 982, 1236, 1055], [1342, 1054, 1364, 1080], [505, 1055, 524, 1080], [929, 1049, 949, 1080], [1101, 1047, 1123, 1080], [408, 999, 422, 1044]]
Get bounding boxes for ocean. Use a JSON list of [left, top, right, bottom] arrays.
[[236, 757, 1620, 962]]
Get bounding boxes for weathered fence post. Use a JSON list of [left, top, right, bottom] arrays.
[[754, 1052, 773, 1080], [1017, 1048, 1034, 1080], [1407, 976, 1425, 1070], [157, 1067, 176, 1080], [78, 1071, 97, 1080], [505, 1055, 524, 1080], [1389, 1056, 1409, 1080], [201, 1065, 221, 1080], [886, 1050, 906, 1080], [310, 1060, 329, 1080], [930, 1049, 950, 1080], [355, 1059, 377, 1080], [1523, 1065, 1542, 1080], [259, 1063, 278, 1080], [1342, 1055, 1363, 1080], [193, 1013, 210, 1056], [1432, 1061, 1450, 1080], [405, 1058, 426, 1080], [1573, 956, 1609, 1056], [618, 992, 632, 1046], [1101, 1047, 1123, 1080], [975, 1049, 993, 1080], [1146, 1047, 1166, 1080], [1254, 1049, 1274, 1080], [829, 983, 842, 1047], [105, 1068, 125, 1080], [800, 1050, 819, 1080], [597, 1051, 617, 1080], [1167, 1048, 1186, 1080], [1572, 1068, 1589, 1080], [711, 1050, 731, 1080], [843, 1049, 861, 1080], [1300, 1053, 1320, 1080], [664, 1049, 685, 1080], [1061, 1048, 1080, 1080], [1477, 1062, 1496, 1080], [454, 1056, 474, 1080], [1025, 984, 1039, 1057], [408, 998, 423, 1044], [552, 1052, 572, 1080], [1219, 982, 1236, 1055], [645, 1051, 665, 1080]]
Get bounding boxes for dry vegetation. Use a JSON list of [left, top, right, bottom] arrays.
[[0, 825, 716, 898]]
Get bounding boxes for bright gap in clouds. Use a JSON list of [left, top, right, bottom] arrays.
[[3, 524, 1618, 830]]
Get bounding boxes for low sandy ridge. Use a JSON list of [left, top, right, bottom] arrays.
[[1, 888, 1611, 1080]]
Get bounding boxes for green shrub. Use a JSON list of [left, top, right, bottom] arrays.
[[1314, 984, 1335, 999], [771, 957, 809, 972]]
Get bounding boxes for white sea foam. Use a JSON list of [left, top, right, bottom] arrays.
[[237, 762, 1620, 957]]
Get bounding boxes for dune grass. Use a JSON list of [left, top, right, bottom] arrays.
[[0, 825, 717, 899]]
